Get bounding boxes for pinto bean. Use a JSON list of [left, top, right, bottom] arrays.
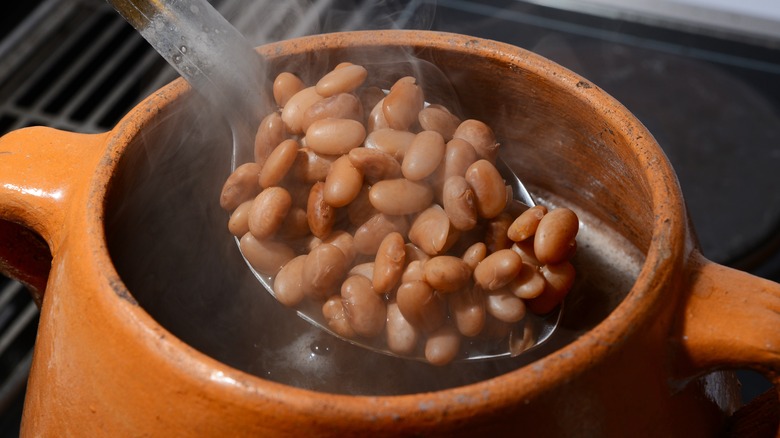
[[346, 184, 377, 226], [461, 242, 487, 271], [302, 243, 349, 301], [273, 254, 308, 307], [485, 289, 526, 323], [465, 159, 507, 219], [508, 205, 548, 242], [534, 208, 579, 265], [425, 324, 461, 366], [322, 230, 357, 265], [305, 118, 366, 155], [292, 147, 336, 184], [306, 182, 335, 239], [373, 232, 406, 294], [254, 112, 288, 165], [402, 131, 446, 181], [368, 178, 433, 215], [281, 86, 323, 134], [228, 200, 252, 237], [396, 281, 446, 333], [527, 261, 575, 314], [302, 92, 363, 132], [507, 263, 546, 299], [277, 206, 309, 240], [453, 119, 499, 162], [348, 147, 402, 184], [485, 212, 514, 252], [442, 175, 478, 231], [423, 256, 472, 293], [473, 249, 523, 291], [408, 205, 455, 256], [401, 260, 426, 283], [341, 275, 386, 338], [259, 139, 299, 188], [322, 296, 357, 339], [449, 286, 486, 337], [353, 213, 409, 255], [349, 262, 374, 279], [386, 302, 419, 355], [273, 72, 305, 108], [367, 98, 390, 132], [383, 76, 424, 131], [315, 64, 368, 97], [324, 154, 364, 208], [418, 106, 460, 141], [239, 233, 295, 277], [220, 162, 262, 211], [248, 187, 292, 239], [364, 128, 416, 161]]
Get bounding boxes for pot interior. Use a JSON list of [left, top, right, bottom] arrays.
[[104, 36, 650, 395]]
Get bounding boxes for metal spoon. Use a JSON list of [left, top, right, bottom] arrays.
[[107, 0, 562, 362]]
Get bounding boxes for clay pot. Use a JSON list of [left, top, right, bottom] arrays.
[[0, 30, 778, 436]]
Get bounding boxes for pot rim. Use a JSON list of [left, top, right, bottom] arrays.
[[87, 29, 687, 418]]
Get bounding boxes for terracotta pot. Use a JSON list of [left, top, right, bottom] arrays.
[[0, 30, 778, 437]]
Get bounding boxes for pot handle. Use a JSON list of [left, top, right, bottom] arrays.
[[0, 126, 106, 303], [676, 250, 780, 389]]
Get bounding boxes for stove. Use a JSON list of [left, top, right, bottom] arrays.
[[1, 0, 778, 434]]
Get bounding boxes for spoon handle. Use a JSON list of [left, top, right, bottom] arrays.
[[106, 0, 269, 134]]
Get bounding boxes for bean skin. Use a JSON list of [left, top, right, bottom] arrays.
[[396, 281, 446, 333], [408, 205, 455, 256], [348, 147, 402, 185], [259, 139, 299, 188], [273, 254, 308, 307], [254, 112, 288, 165], [302, 243, 349, 301], [307, 182, 336, 239], [527, 261, 575, 314], [367, 98, 390, 132], [402, 131, 446, 181], [302, 92, 363, 132], [442, 175, 478, 231], [373, 232, 406, 294], [423, 256, 472, 293], [322, 296, 358, 339], [248, 187, 292, 239], [239, 233, 295, 277], [324, 154, 364, 208], [484, 212, 514, 253], [341, 275, 386, 338], [273, 72, 305, 108], [220, 162, 262, 211], [425, 324, 461, 366], [508, 205, 548, 242], [465, 159, 507, 219], [534, 208, 579, 265], [473, 249, 523, 291], [353, 213, 410, 255], [368, 178, 433, 215]]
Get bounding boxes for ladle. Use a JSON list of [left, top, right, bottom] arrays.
[[106, 0, 562, 362]]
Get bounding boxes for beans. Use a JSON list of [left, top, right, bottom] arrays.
[[341, 275, 386, 338], [465, 159, 507, 219], [534, 208, 579, 265], [220, 62, 581, 365], [220, 162, 262, 211], [373, 232, 406, 294], [248, 187, 292, 239], [402, 131, 446, 181], [473, 249, 523, 290], [323, 155, 364, 207], [306, 118, 366, 155], [368, 178, 433, 215]]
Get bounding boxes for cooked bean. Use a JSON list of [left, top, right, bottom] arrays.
[[227, 200, 252, 237], [273, 72, 305, 108], [353, 213, 409, 255], [401, 260, 426, 283], [273, 254, 307, 307], [373, 232, 406, 294], [316, 64, 368, 97], [383, 77, 424, 131], [485, 212, 514, 252], [405, 243, 431, 264], [437, 138, 478, 184], [473, 249, 523, 290], [368, 178, 433, 215], [534, 208, 579, 265], [281, 86, 323, 134], [480, 315, 512, 340], [367, 98, 390, 132], [402, 131, 446, 181], [348, 147, 402, 184], [527, 261, 575, 314], [511, 240, 541, 267], [442, 175, 478, 231], [255, 112, 288, 165], [324, 154, 364, 208], [322, 296, 357, 339], [322, 230, 357, 265], [453, 119, 499, 162], [408, 205, 455, 256], [485, 289, 526, 323], [418, 106, 460, 141], [364, 128, 416, 161], [306, 182, 336, 239], [248, 187, 292, 239], [396, 281, 446, 332], [449, 286, 486, 337], [461, 242, 487, 271], [507, 205, 548, 242], [465, 159, 507, 219], [292, 147, 336, 184], [277, 206, 309, 240], [349, 262, 374, 279], [424, 324, 461, 366], [305, 118, 366, 155], [359, 86, 386, 118], [346, 184, 377, 226], [259, 139, 299, 188], [220, 162, 262, 211], [239, 233, 295, 276], [423, 256, 472, 293], [302, 243, 349, 301], [386, 302, 419, 355], [508, 263, 546, 299], [341, 275, 386, 338], [302, 92, 363, 132]]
